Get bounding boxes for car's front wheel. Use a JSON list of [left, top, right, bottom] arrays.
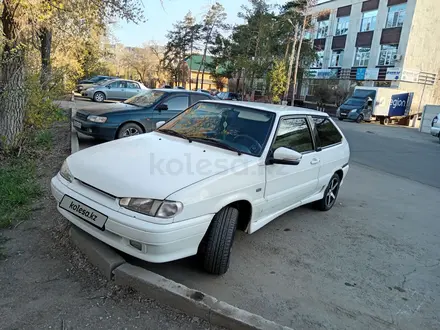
[[117, 123, 143, 139], [93, 92, 106, 103], [355, 114, 364, 123], [200, 206, 238, 275], [314, 173, 341, 211], [338, 117, 344, 121]]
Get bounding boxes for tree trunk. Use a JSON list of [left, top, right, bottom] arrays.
[[189, 43, 194, 90], [0, 2, 27, 149], [235, 70, 242, 93], [292, 17, 307, 104], [284, 24, 299, 103], [39, 26, 52, 89]]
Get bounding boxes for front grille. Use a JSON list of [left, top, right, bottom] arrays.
[[75, 112, 88, 121], [76, 179, 116, 199]]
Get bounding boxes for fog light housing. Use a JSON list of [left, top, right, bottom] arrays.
[[129, 240, 142, 251]]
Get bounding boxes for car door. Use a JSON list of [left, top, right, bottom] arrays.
[[106, 81, 127, 100], [311, 116, 345, 190], [126, 82, 141, 99], [154, 94, 190, 123], [264, 116, 321, 215]]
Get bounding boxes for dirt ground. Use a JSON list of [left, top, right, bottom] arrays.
[[0, 120, 220, 330]]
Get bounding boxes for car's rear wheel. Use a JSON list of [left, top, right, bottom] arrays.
[[93, 92, 106, 103], [314, 173, 341, 211], [200, 206, 238, 275], [117, 123, 143, 139]]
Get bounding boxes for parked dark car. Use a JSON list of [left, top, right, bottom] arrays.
[[76, 76, 118, 92], [217, 92, 241, 101], [72, 89, 215, 140]]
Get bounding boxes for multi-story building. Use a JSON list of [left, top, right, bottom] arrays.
[[303, 0, 440, 114]]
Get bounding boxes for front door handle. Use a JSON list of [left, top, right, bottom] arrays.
[[310, 158, 320, 165]]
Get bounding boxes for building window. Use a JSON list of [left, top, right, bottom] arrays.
[[312, 50, 324, 68], [316, 20, 329, 38], [354, 47, 370, 67], [378, 44, 398, 66], [386, 4, 406, 28], [335, 16, 349, 36], [330, 50, 344, 67], [360, 10, 377, 32]]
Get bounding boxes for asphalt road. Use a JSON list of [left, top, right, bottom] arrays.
[[71, 98, 440, 329], [337, 120, 440, 189]]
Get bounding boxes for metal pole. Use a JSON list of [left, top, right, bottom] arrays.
[[414, 77, 427, 127]]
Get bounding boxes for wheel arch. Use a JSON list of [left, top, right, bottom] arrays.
[[115, 120, 147, 138], [218, 199, 253, 233]]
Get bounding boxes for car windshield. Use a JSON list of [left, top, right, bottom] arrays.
[[123, 90, 165, 107], [158, 102, 276, 156], [344, 98, 364, 106], [96, 79, 111, 86], [89, 76, 105, 83]]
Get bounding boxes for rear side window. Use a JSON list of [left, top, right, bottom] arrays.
[[313, 117, 342, 148]]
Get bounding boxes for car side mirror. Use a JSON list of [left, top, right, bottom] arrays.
[[107, 85, 111, 89], [156, 121, 165, 129], [156, 104, 168, 111], [268, 147, 302, 165]]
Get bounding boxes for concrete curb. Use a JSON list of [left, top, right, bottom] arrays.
[[70, 226, 125, 280], [69, 226, 293, 330], [69, 101, 79, 153]]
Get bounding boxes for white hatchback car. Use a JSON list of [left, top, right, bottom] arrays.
[[51, 101, 350, 274]]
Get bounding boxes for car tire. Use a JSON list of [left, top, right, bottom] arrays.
[[200, 206, 238, 275], [355, 114, 364, 123], [314, 173, 341, 211], [93, 92, 106, 103], [117, 123, 143, 139], [338, 117, 344, 121]]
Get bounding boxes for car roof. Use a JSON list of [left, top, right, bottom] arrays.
[[200, 100, 329, 117]]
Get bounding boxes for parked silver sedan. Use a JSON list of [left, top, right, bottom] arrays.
[[81, 79, 149, 102]]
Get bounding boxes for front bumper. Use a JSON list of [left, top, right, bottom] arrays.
[[72, 117, 117, 140], [339, 111, 359, 120], [81, 91, 93, 98], [51, 174, 213, 263], [430, 126, 440, 137]]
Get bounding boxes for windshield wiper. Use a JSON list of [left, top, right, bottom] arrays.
[[158, 129, 192, 142], [190, 137, 242, 155], [123, 101, 140, 107]]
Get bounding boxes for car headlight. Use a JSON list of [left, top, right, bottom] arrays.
[[350, 109, 358, 113], [86, 87, 95, 91], [60, 160, 74, 182], [119, 198, 183, 218], [87, 115, 107, 123]]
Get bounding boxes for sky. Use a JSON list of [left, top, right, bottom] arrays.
[[111, 0, 284, 47]]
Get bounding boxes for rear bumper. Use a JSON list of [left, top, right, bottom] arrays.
[[51, 174, 213, 263]]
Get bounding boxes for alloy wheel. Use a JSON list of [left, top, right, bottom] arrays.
[[122, 127, 140, 137], [325, 177, 339, 207]]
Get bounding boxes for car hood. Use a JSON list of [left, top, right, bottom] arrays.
[[339, 104, 361, 111], [67, 132, 255, 199], [77, 103, 141, 116]]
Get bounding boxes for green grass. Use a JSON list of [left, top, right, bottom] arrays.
[[0, 161, 41, 228], [32, 130, 53, 150]]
